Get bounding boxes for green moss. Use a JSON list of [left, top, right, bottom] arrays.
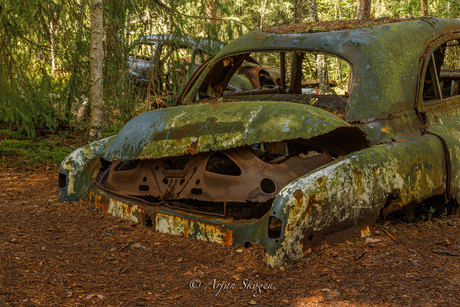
[[0, 129, 24, 140], [0, 139, 73, 166]]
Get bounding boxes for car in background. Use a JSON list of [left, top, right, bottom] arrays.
[[128, 34, 222, 94], [59, 17, 460, 267]]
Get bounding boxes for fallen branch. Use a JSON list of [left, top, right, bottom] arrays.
[[52, 137, 76, 150], [433, 250, 460, 257]]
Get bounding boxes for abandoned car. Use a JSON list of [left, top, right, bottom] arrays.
[[128, 34, 221, 93], [60, 17, 460, 267]]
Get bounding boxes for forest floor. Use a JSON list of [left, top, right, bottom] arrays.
[[1, 134, 460, 306]]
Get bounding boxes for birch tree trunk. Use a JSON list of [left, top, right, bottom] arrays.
[[306, 0, 329, 94], [357, 0, 371, 20], [294, 0, 303, 24], [421, 0, 429, 17], [89, 0, 104, 141]]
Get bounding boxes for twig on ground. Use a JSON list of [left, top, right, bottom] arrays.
[[375, 224, 396, 241], [118, 241, 134, 253], [433, 250, 460, 257]]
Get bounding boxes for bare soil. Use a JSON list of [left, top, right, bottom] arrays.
[[1, 164, 460, 306]]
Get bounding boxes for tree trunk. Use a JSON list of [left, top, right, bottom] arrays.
[[421, 0, 428, 17], [50, 20, 55, 76], [306, 0, 318, 22], [206, 0, 216, 25], [89, 0, 104, 141], [306, 0, 329, 94], [317, 55, 329, 94], [357, 0, 371, 20], [260, 0, 268, 28], [294, 0, 303, 24]]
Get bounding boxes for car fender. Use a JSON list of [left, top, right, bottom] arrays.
[[266, 135, 446, 267], [59, 136, 115, 202]]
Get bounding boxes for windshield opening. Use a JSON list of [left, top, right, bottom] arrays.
[[193, 50, 352, 117]]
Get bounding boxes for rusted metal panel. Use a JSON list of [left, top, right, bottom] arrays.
[[102, 147, 332, 204], [422, 98, 460, 200], [265, 135, 446, 267], [88, 187, 272, 248], [102, 101, 364, 161], [356, 110, 422, 145]]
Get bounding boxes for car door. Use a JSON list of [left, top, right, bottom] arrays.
[[418, 33, 460, 201]]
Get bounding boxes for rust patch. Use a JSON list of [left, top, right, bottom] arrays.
[[383, 198, 405, 216], [293, 189, 304, 210], [380, 126, 391, 133], [353, 167, 362, 180], [360, 225, 372, 237], [90, 190, 107, 212], [293, 189, 304, 202], [317, 177, 324, 185], [307, 193, 322, 206], [222, 229, 233, 246], [185, 137, 199, 154]]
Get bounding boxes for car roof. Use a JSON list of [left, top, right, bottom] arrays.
[[207, 17, 460, 121], [130, 34, 223, 53]]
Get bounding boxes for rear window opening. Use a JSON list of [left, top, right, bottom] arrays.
[[193, 50, 352, 118], [423, 39, 460, 102]]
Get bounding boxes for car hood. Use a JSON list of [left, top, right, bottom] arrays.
[[102, 101, 361, 161]]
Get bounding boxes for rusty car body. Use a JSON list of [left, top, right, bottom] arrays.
[[59, 17, 460, 267]]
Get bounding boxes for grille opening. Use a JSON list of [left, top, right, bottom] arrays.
[[180, 178, 185, 185], [115, 160, 139, 171], [163, 155, 192, 171], [136, 196, 273, 220], [205, 152, 242, 176], [139, 185, 149, 191], [191, 188, 202, 195], [143, 177, 147, 182], [162, 178, 169, 184], [268, 216, 282, 239], [261, 178, 276, 194], [59, 173, 67, 188]]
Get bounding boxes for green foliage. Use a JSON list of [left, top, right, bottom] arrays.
[[428, 206, 436, 221], [1, 0, 460, 140]]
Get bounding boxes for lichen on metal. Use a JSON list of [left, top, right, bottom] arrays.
[[59, 136, 115, 201], [265, 135, 447, 266], [102, 101, 356, 161]]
